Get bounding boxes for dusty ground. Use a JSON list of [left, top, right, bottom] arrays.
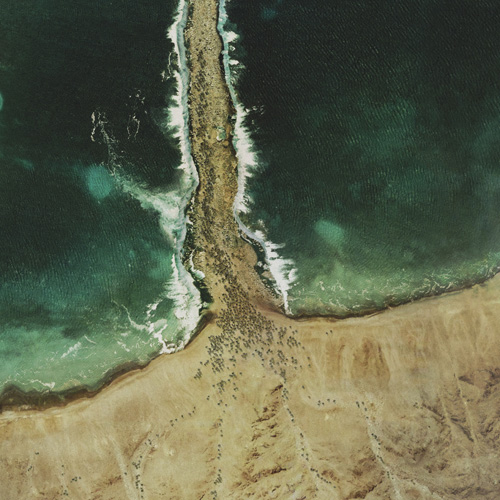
[[2, 0, 500, 498], [2, 276, 500, 499]]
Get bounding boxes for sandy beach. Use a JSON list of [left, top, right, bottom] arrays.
[[2, 0, 500, 498]]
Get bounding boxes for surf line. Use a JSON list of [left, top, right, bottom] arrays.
[[216, 0, 298, 314]]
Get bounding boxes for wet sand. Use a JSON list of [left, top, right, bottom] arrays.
[[2, 0, 500, 498]]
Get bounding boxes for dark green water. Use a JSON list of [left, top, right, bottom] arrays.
[[0, 0, 200, 392], [4, 0, 500, 394], [223, 0, 500, 315]]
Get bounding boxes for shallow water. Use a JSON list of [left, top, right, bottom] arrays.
[[0, 0, 201, 393], [223, 0, 500, 316], [4, 0, 500, 394]]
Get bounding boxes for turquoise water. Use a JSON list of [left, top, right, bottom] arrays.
[[4, 0, 500, 395], [223, 0, 500, 316], [0, 0, 200, 393]]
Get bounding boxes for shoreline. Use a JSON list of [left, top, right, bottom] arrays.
[[217, 0, 299, 312], [0, 267, 491, 412], [2, 259, 500, 497], [3, 1, 500, 497], [182, 0, 283, 313], [0, 309, 215, 413], [1, 0, 500, 410], [0, 268, 491, 412]]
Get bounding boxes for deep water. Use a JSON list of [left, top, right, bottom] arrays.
[[224, 0, 500, 315], [0, 0, 200, 393]]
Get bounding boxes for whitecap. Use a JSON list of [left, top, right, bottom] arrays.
[[61, 342, 82, 359], [166, 253, 203, 346], [86, 0, 203, 352], [167, 0, 200, 184], [30, 380, 56, 391]]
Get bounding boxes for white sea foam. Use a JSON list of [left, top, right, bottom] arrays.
[[87, 0, 203, 351], [167, 0, 199, 183], [117, 341, 131, 353], [160, 254, 202, 353], [61, 342, 82, 359], [30, 380, 56, 391], [160, 0, 204, 346], [115, 174, 202, 345], [189, 250, 205, 280], [235, 213, 298, 313], [217, 6, 258, 215], [218, 0, 298, 313], [100, 169, 201, 353]]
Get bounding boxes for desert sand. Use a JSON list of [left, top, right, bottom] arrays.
[[1, 0, 500, 499], [2, 274, 500, 499]]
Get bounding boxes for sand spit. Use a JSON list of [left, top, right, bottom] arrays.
[[2, 0, 500, 499], [183, 0, 281, 314]]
